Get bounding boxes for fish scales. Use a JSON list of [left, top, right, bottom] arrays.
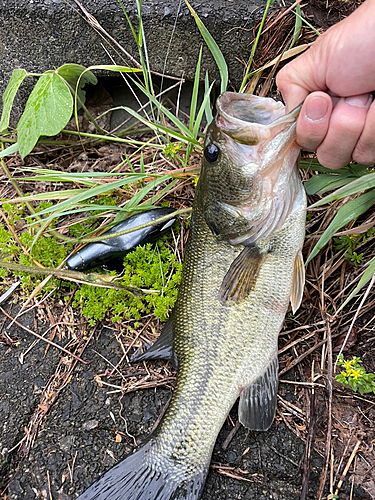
[[77, 92, 306, 500]]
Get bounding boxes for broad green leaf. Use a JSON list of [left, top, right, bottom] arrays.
[[0, 142, 19, 158], [17, 71, 73, 158], [306, 190, 375, 264], [337, 256, 375, 313], [0, 69, 28, 132], [185, 0, 228, 94], [310, 172, 375, 207], [57, 64, 97, 104]]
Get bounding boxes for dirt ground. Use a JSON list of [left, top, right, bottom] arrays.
[[0, 302, 371, 500]]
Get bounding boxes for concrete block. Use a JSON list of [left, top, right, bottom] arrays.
[[0, 0, 266, 125]]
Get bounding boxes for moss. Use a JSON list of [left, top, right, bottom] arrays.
[[1, 199, 183, 325], [73, 240, 182, 323]]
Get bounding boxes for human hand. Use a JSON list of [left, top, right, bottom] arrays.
[[276, 0, 375, 169]]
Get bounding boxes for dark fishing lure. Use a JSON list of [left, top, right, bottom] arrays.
[[66, 207, 176, 271]]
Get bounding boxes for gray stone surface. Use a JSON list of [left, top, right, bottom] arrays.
[[0, 0, 267, 125]]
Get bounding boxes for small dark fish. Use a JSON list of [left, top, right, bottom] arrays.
[[66, 207, 176, 271]]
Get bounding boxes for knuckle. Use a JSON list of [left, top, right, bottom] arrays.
[[352, 148, 375, 165]]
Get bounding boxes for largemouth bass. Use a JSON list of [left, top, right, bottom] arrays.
[[77, 92, 306, 500]]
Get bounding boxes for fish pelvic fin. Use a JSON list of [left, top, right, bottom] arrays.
[[290, 250, 305, 314], [76, 440, 207, 500], [131, 316, 178, 368], [238, 353, 278, 431], [219, 245, 265, 305]]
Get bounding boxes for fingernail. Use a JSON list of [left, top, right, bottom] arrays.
[[345, 93, 372, 108], [305, 96, 329, 122]]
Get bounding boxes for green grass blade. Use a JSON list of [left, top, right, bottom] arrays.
[[123, 107, 200, 145], [28, 174, 148, 217], [192, 81, 215, 139], [129, 78, 192, 138], [185, 0, 228, 93], [306, 190, 375, 264], [289, 3, 302, 50], [118, 0, 138, 41], [239, 0, 275, 92], [337, 257, 375, 313], [305, 174, 360, 196], [204, 71, 213, 125], [189, 46, 203, 134], [0, 142, 19, 158], [310, 172, 375, 207], [124, 175, 172, 210]]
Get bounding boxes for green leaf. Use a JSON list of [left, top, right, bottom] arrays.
[[29, 174, 147, 217], [0, 142, 19, 158], [0, 69, 28, 132], [337, 256, 375, 312], [310, 172, 375, 207], [306, 190, 375, 264], [185, 0, 228, 94], [189, 46, 203, 134], [204, 71, 213, 125], [289, 3, 302, 50], [87, 65, 142, 74], [17, 71, 73, 158], [305, 174, 359, 196], [129, 78, 193, 138], [192, 81, 215, 139], [122, 107, 200, 145], [57, 64, 97, 105]]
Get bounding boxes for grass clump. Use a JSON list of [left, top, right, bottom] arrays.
[[73, 240, 182, 326]]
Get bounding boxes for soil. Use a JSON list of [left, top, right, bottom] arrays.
[[0, 303, 370, 500]]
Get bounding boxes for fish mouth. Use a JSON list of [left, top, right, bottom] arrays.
[[215, 92, 301, 145]]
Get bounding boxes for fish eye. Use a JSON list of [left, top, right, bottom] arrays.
[[204, 143, 220, 163]]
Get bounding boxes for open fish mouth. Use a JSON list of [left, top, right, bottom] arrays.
[[215, 92, 302, 146]]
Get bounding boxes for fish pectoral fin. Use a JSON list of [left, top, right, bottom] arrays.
[[219, 245, 265, 305], [131, 316, 178, 368], [238, 353, 278, 431], [290, 250, 305, 314]]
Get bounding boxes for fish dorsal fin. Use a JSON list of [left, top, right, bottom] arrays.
[[131, 316, 178, 368], [238, 353, 278, 431], [290, 250, 305, 314], [219, 245, 265, 305]]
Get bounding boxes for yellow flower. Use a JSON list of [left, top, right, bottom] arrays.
[[350, 369, 362, 381]]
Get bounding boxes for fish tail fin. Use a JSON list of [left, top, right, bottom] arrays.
[[77, 440, 207, 500]]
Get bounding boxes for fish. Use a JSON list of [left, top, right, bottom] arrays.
[[77, 92, 306, 500], [66, 207, 176, 271]]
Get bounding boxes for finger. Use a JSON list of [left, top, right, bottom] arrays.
[[295, 92, 332, 152], [316, 93, 372, 169], [353, 100, 375, 164]]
